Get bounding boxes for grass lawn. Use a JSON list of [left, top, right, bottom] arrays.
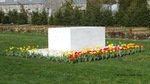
[[0, 32, 150, 84]]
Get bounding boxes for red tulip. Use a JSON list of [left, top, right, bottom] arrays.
[[68, 54, 73, 58], [83, 52, 87, 55], [104, 47, 109, 51], [74, 52, 80, 57], [70, 57, 75, 61]]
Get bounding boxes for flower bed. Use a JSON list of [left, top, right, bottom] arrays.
[[5, 43, 145, 64], [0, 26, 48, 34], [106, 31, 150, 40]]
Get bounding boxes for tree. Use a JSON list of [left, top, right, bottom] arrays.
[[101, 0, 116, 4], [115, 0, 133, 26], [8, 10, 18, 24], [115, 0, 150, 27], [101, 8, 114, 26], [124, 0, 150, 26], [61, 0, 75, 25], [54, 0, 82, 26], [49, 15, 54, 25], [31, 10, 48, 25], [40, 10, 48, 25], [18, 2, 28, 19], [2, 15, 10, 24], [17, 2, 28, 24], [17, 12, 28, 24], [85, 0, 114, 26], [31, 11, 40, 25], [53, 9, 64, 25], [0, 10, 4, 23], [70, 6, 82, 26], [83, 0, 102, 26]]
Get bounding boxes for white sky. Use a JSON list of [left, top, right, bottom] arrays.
[[0, 0, 5, 2]]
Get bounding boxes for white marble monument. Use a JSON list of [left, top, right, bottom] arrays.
[[48, 27, 105, 51]]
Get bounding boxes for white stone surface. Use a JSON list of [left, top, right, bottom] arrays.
[[48, 27, 105, 51], [28, 48, 63, 56]]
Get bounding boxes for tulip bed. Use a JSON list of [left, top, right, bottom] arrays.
[[5, 43, 145, 64]]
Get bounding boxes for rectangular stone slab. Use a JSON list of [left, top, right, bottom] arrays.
[[48, 27, 105, 51]]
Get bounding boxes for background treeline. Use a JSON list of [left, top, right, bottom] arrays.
[[0, 0, 150, 27], [0, 10, 48, 25]]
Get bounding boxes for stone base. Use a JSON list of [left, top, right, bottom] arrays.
[[28, 48, 64, 56]]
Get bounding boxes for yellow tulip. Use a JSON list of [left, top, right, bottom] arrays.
[[28, 46, 31, 49], [89, 52, 93, 55], [9, 47, 12, 50], [20, 47, 23, 51], [70, 50, 73, 53], [96, 45, 101, 49], [26, 48, 29, 51], [9, 47, 14, 51]]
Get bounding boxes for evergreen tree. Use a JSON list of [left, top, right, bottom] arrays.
[[17, 12, 28, 24], [54, 0, 82, 26], [85, 0, 114, 26], [8, 10, 18, 24], [101, 8, 114, 26], [61, 0, 74, 25], [40, 10, 48, 25], [17, 2, 28, 24], [85, 0, 102, 26], [53, 9, 64, 25], [101, 0, 116, 4], [124, 0, 150, 26], [70, 6, 82, 26], [115, 0, 150, 27], [116, 0, 133, 26], [31, 11, 40, 25], [2, 15, 10, 24], [0, 10, 4, 23], [31, 10, 48, 25], [49, 15, 55, 25]]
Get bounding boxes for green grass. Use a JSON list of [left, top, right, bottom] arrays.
[[0, 32, 150, 84]]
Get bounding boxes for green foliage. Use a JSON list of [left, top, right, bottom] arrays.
[[101, 0, 116, 4], [17, 2, 28, 24], [31, 10, 48, 25], [70, 7, 82, 26], [81, 0, 114, 26], [0, 10, 27, 24], [40, 10, 48, 25], [0, 10, 4, 23], [8, 10, 18, 24], [53, 9, 63, 25], [31, 11, 39, 25], [48, 15, 55, 25], [81, 0, 102, 26], [100, 9, 114, 26], [53, 0, 82, 26], [53, 0, 115, 26], [0, 0, 150, 26], [2, 15, 10, 24], [0, 10, 28, 24], [116, 0, 150, 27], [17, 12, 28, 24]]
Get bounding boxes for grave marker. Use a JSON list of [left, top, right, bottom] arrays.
[[48, 27, 105, 51]]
